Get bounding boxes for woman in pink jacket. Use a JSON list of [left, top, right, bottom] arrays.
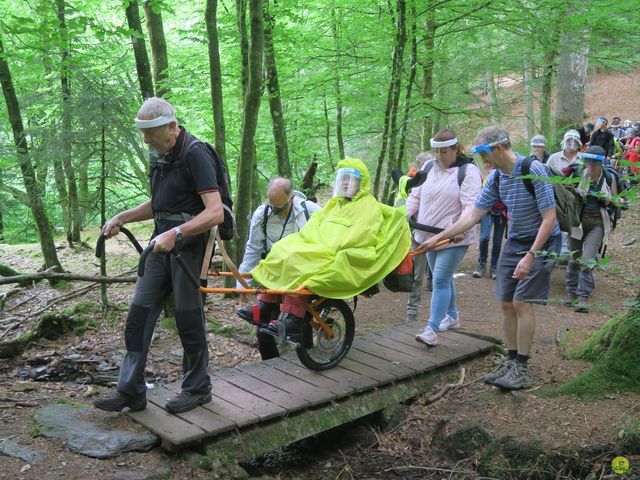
[[406, 129, 482, 346]]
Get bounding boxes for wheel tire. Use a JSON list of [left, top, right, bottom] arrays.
[[296, 299, 355, 371]]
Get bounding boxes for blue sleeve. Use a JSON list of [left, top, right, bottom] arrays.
[[474, 170, 499, 211], [530, 161, 556, 212]]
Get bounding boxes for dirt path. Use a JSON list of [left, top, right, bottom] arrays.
[[1, 210, 640, 479]]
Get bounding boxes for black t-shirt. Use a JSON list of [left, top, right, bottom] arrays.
[[150, 127, 219, 230]]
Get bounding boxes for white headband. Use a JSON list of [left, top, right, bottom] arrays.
[[134, 115, 177, 128], [430, 137, 458, 148]]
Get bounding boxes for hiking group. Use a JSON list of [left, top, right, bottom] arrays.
[[93, 96, 631, 416]]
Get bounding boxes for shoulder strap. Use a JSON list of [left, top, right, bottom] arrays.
[[457, 163, 469, 187], [301, 200, 310, 220], [521, 156, 536, 198], [262, 204, 271, 252]]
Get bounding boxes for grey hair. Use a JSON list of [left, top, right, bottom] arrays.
[[137, 97, 176, 120], [415, 151, 435, 169], [473, 125, 512, 149], [267, 177, 293, 196]]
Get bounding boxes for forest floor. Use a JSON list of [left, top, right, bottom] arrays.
[[1, 203, 639, 479]]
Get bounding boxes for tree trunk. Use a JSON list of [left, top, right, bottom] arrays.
[[331, 7, 345, 160], [125, 0, 154, 100], [0, 36, 62, 271], [395, 0, 417, 174], [206, 0, 235, 288], [234, 0, 264, 261], [205, 0, 228, 163], [524, 53, 536, 140], [0, 206, 4, 242], [540, 44, 557, 141], [420, 5, 436, 151], [264, 2, 291, 179], [381, 0, 407, 204], [143, 0, 169, 98], [56, 0, 81, 246], [555, 31, 589, 139], [323, 93, 333, 164], [485, 33, 498, 122]]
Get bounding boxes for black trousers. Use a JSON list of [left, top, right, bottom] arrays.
[[117, 239, 211, 396]]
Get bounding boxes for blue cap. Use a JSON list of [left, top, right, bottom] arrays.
[[336, 167, 361, 178]]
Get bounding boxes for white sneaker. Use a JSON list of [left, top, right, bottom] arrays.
[[439, 314, 460, 331], [415, 327, 438, 346]]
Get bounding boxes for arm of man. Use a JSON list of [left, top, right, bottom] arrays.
[[511, 207, 556, 280], [153, 191, 223, 253], [102, 200, 153, 238], [237, 206, 268, 286], [416, 207, 487, 253]]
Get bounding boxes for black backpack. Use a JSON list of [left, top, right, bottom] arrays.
[[182, 137, 236, 240]]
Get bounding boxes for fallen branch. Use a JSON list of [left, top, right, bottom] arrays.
[[0, 271, 136, 286], [12, 268, 136, 319], [0, 288, 21, 310], [426, 367, 466, 404]]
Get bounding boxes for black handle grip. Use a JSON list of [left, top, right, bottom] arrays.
[[137, 243, 155, 277], [95, 226, 144, 258], [174, 252, 201, 290]]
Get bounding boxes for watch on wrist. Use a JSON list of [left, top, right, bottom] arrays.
[[174, 227, 184, 241]]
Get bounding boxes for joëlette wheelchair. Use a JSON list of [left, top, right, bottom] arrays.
[[96, 225, 449, 371]]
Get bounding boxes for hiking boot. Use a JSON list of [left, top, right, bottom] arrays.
[[424, 276, 433, 292], [493, 361, 531, 390], [472, 263, 486, 278], [490, 266, 497, 280], [93, 391, 147, 412], [563, 294, 577, 307], [265, 313, 305, 336], [439, 314, 460, 331], [484, 358, 514, 385], [574, 298, 590, 313], [415, 327, 438, 346], [165, 390, 212, 414], [236, 301, 279, 325]]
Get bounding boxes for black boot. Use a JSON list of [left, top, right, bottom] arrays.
[[257, 327, 280, 360], [265, 313, 305, 336], [236, 301, 279, 325], [93, 391, 147, 412], [165, 390, 212, 414]]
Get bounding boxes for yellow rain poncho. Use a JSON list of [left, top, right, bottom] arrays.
[[251, 158, 411, 299]]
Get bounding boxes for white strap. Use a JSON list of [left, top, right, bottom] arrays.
[[134, 115, 176, 128], [430, 137, 458, 148]]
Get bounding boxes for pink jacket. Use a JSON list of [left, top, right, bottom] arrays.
[[405, 160, 482, 250]]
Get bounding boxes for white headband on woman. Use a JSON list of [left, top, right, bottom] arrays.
[[134, 115, 177, 128], [430, 137, 458, 148]]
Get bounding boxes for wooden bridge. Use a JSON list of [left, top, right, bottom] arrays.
[[127, 321, 496, 467]]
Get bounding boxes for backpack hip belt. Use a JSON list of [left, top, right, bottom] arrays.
[[154, 211, 194, 222]]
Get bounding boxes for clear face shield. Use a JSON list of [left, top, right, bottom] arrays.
[[470, 138, 509, 159], [564, 138, 580, 152], [333, 168, 362, 199]]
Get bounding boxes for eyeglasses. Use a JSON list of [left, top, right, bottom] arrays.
[[269, 196, 292, 213]]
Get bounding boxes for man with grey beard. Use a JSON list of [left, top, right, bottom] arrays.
[[93, 97, 223, 414]]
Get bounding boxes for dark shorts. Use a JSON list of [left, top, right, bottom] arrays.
[[496, 235, 561, 304]]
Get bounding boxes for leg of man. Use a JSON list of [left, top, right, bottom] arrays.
[[575, 216, 604, 310], [172, 241, 211, 396], [565, 235, 583, 305], [513, 300, 536, 355], [94, 251, 172, 412], [407, 240, 426, 323], [474, 214, 491, 277], [490, 214, 506, 273]]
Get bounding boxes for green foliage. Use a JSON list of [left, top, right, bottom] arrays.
[[619, 416, 640, 454], [61, 301, 101, 335], [26, 422, 41, 438], [159, 316, 178, 337], [206, 318, 240, 337], [551, 310, 640, 398]]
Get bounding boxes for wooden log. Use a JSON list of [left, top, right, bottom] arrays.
[[0, 272, 136, 286]]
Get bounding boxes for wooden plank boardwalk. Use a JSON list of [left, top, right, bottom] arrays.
[[127, 321, 496, 453]]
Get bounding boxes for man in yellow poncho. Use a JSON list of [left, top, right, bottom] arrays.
[[251, 158, 411, 335]]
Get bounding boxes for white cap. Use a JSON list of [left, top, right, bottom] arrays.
[[530, 134, 546, 147]]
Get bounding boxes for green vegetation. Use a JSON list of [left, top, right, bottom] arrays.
[[207, 318, 241, 338]]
